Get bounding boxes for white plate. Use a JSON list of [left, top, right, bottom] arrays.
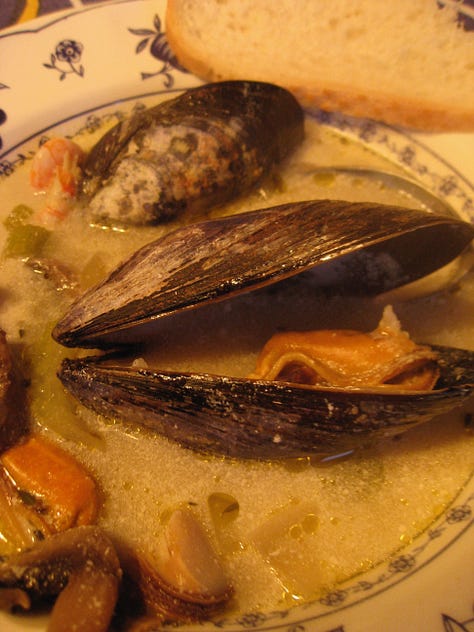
[[0, 2, 473, 631]]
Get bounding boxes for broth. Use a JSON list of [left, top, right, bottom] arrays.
[[0, 112, 473, 619]]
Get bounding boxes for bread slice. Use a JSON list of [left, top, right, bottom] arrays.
[[165, 0, 474, 131]]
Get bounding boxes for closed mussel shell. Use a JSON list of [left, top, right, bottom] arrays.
[[80, 81, 304, 225]]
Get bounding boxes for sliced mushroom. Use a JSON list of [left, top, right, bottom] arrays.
[[0, 525, 122, 632]]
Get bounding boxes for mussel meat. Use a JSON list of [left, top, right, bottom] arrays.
[[248, 305, 440, 391], [80, 81, 304, 225], [52, 199, 474, 459]]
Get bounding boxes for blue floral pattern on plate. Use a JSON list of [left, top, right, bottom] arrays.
[[129, 13, 188, 85], [44, 39, 85, 80]]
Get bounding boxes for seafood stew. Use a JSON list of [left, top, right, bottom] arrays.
[[0, 84, 473, 630]]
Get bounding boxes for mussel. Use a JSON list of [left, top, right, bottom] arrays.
[[81, 81, 304, 225], [53, 199, 474, 348], [53, 199, 474, 459], [121, 507, 233, 623], [59, 343, 474, 459]]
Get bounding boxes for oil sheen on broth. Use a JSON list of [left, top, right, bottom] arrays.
[[0, 115, 473, 614]]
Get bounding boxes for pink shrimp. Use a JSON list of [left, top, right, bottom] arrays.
[[30, 138, 85, 225]]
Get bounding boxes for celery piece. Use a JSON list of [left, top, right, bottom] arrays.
[[3, 204, 34, 230], [3, 223, 51, 259]]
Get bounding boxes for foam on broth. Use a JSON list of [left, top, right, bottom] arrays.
[[0, 111, 473, 620]]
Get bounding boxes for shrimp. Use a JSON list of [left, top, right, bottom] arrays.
[[30, 138, 85, 226]]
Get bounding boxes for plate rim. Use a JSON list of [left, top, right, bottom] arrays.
[[0, 1, 473, 631]]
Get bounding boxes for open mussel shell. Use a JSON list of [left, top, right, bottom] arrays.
[[58, 344, 474, 459], [52, 200, 474, 348]]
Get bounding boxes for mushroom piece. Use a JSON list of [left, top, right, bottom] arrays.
[[0, 525, 122, 632]]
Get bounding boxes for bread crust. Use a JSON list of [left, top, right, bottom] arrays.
[[165, 1, 474, 132]]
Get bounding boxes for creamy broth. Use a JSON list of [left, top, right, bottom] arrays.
[[0, 111, 473, 619]]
